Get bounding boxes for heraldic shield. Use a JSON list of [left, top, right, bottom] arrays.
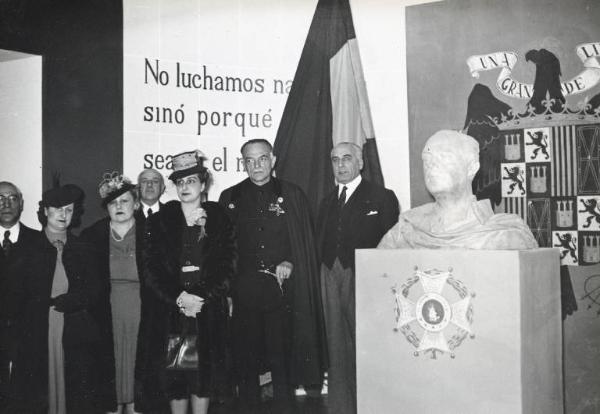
[[468, 97, 600, 267], [355, 248, 562, 414], [493, 119, 600, 266]]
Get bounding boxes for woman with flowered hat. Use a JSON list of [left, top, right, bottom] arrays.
[[10, 182, 101, 413], [81, 172, 147, 414], [142, 150, 235, 414]]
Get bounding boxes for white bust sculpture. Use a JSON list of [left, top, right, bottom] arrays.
[[378, 130, 537, 250]]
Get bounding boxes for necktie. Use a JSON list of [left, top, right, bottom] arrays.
[[52, 239, 65, 253], [2, 230, 11, 255], [147, 207, 153, 217], [338, 185, 347, 208]]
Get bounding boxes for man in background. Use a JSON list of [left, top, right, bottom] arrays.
[[317, 142, 399, 414], [136, 168, 165, 221]]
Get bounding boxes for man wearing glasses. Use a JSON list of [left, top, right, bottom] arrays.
[[219, 139, 324, 412], [0, 181, 40, 409]]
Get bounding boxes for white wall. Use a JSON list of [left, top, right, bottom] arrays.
[[123, 0, 436, 209], [123, 0, 316, 201], [0, 50, 42, 229]]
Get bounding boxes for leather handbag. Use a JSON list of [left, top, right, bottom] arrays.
[[165, 334, 198, 370]]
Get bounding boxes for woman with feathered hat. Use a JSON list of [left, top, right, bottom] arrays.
[[81, 172, 147, 414]]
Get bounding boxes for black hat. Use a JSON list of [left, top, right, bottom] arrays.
[[168, 150, 209, 182], [41, 184, 84, 208], [98, 172, 136, 207]]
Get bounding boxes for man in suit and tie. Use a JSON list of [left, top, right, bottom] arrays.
[[136, 168, 165, 221], [316, 143, 399, 414], [0, 181, 40, 408]]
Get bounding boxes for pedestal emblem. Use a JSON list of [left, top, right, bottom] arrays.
[[391, 267, 475, 359]]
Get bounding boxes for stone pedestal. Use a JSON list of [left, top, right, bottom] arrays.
[[563, 263, 600, 413], [355, 249, 562, 414]]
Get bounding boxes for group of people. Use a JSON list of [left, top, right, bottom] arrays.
[[1, 130, 536, 414], [0, 138, 400, 414]]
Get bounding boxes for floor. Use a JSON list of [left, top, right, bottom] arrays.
[[208, 395, 328, 414]]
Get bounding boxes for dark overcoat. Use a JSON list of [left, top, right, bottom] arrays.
[[80, 216, 149, 412], [0, 225, 40, 366], [9, 232, 101, 413], [0, 224, 40, 410], [219, 177, 326, 386], [142, 200, 236, 409]]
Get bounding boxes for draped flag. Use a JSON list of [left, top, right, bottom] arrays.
[[273, 0, 384, 217]]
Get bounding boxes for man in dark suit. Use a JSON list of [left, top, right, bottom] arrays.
[[0, 181, 40, 409], [135, 168, 165, 221], [317, 143, 399, 414]]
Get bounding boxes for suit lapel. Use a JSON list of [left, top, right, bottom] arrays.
[[344, 180, 368, 222]]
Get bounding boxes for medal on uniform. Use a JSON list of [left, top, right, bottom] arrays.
[[268, 197, 285, 216]]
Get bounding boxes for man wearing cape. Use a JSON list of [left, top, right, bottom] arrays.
[[219, 139, 325, 411]]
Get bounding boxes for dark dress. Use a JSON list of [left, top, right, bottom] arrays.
[[142, 200, 235, 408], [8, 231, 101, 413]]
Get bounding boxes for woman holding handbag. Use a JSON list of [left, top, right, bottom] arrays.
[[81, 172, 147, 414], [143, 150, 236, 414]]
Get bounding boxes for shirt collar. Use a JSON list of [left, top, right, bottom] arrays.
[[337, 174, 362, 200], [1, 222, 20, 244], [141, 201, 160, 217]]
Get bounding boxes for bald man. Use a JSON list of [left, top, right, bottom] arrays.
[[378, 130, 537, 249], [316, 142, 399, 414]]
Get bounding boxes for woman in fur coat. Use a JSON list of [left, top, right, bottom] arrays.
[[143, 150, 236, 414]]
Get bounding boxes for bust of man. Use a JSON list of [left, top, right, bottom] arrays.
[[378, 130, 537, 250]]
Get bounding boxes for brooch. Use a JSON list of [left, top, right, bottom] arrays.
[[268, 197, 285, 216], [228, 203, 235, 209]]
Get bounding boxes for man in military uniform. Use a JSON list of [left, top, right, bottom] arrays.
[[219, 139, 324, 411]]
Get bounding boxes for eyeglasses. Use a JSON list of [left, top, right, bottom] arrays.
[[176, 177, 199, 187], [0, 194, 20, 205]]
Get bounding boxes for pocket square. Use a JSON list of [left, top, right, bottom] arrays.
[[366, 210, 379, 216]]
